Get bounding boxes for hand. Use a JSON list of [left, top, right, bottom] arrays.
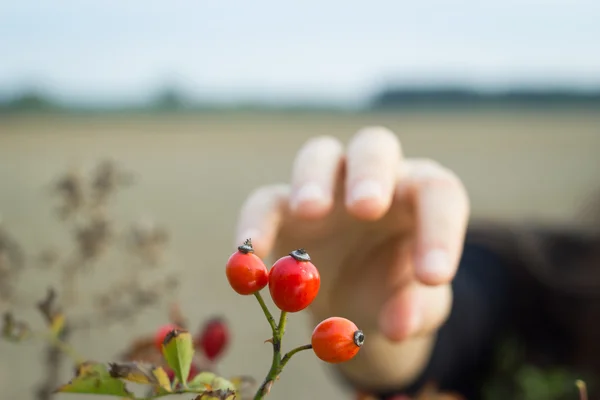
[[235, 127, 469, 388]]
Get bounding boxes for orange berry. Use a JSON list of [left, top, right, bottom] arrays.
[[311, 317, 364, 363]]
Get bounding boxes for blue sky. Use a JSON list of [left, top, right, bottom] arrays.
[[1, 0, 600, 106]]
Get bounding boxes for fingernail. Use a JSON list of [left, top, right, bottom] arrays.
[[291, 182, 326, 210], [349, 180, 383, 204], [419, 249, 450, 279]]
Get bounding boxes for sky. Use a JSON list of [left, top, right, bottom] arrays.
[[1, 0, 600, 107]]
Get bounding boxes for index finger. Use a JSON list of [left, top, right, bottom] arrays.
[[401, 159, 470, 286], [235, 184, 290, 259]]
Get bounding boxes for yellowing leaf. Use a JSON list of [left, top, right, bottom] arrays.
[[161, 328, 194, 386], [54, 361, 131, 397], [108, 362, 154, 384], [152, 366, 173, 393], [108, 362, 172, 393], [229, 375, 256, 398], [193, 389, 237, 400], [50, 312, 66, 337], [188, 372, 239, 393], [188, 371, 218, 390], [211, 377, 236, 392]]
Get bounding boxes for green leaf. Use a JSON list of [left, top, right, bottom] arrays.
[[188, 372, 238, 393], [161, 328, 194, 386], [54, 361, 132, 397], [211, 377, 236, 392], [188, 372, 241, 399]]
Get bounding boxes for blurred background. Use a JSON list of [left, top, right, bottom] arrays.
[[1, 1, 600, 399]]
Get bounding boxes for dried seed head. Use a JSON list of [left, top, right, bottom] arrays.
[[237, 238, 255, 254], [289, 248, 311, 262], [353, 330, 365, 347]]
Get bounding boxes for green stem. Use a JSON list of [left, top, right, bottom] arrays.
[[280, 344, 313, 370], [252, 291, 281, 400], [254, 291, 277, 333], [278, 311, 288, 336], [252, 305, 312, 400]]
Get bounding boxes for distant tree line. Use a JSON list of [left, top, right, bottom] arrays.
[[2, 86, 600, 113], [370, 87, 600, 110]]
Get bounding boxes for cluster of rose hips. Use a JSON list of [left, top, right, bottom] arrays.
[[225, 239, 364, 365]]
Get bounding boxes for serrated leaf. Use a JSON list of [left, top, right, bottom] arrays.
[[108, 361, 171, 393], [54, 361, 132, 397], [161, 328, 194, 387]]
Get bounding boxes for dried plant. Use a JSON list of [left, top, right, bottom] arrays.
[[0, 159, 178, 400], [0, 220, 25, 303]]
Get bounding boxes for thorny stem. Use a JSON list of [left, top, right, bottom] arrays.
[[253, 298, 311, 400]]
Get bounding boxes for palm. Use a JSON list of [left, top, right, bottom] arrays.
[[272, 185, 416, 331]]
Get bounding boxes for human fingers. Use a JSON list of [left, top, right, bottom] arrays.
[[235, 184, 290, 258], [289, 136, 344, 219], [400, 159, 470, 286], [345, 126, 403, 220], [379, 282, 452, 342]]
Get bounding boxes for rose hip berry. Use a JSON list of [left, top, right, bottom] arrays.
[[226, 238, 269, 295], [311, 316, 364, 363], [268, 248, 320, 313], [154, 323, 181, 352], [195, 316, 229, 361]]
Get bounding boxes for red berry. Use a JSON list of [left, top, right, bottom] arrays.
[[268, 249, 320, 313], [311, 317, 364, 363], [195, 317, 229, 361], [226, 239, 269, 295], [154, 323, 181, 352]]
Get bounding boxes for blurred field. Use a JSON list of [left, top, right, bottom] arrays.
[[1, 110, 599, 400]]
